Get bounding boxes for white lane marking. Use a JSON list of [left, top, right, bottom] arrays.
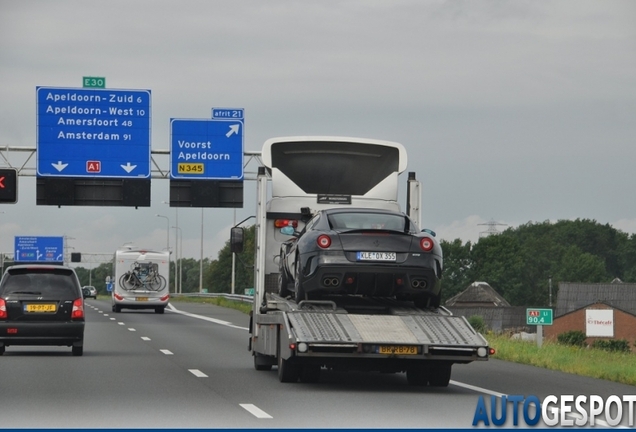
[[450, 380, 506, 398], [141, 337, 151, 341], [160, 349, 173, 355], [98, 311, 103, 314], [103, 314, 109, 316], [118, 322, 125, 325], [128, 328, 136, 332], [240, 404, 272, 419], [166, 303, 248, 330], [110, 318, 116, 320], [189, 369, 208, 378]]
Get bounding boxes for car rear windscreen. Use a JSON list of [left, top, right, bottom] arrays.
[[1, 268, 79, 297]]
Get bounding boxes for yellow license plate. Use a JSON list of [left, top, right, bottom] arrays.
[[136, 297, 149, 301], [25, 303, 57, 313], [379, 345, 418, 355], [177, 163, 204, 174]]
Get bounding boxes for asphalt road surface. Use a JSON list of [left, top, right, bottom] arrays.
[[1, 299, 634, 429]]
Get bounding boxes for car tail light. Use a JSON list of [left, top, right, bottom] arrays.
[[0, 298, 7, 319], [419, 237, 434, 252], [274, 219, 298, 228], [160, 294, 170, 302], [317, 234, 332, 248], [71, 298, 84, 320]]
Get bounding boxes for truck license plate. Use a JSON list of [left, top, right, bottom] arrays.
[[379, 345, 418, 355]]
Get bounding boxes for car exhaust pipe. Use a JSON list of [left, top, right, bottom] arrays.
[[411, 279, 427, 289], [323, 277, 339, 286]]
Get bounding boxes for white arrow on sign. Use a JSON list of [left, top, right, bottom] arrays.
[[121, 162, 137, 173], [226, 124, 240, 138], [52, 161, 68, 172]]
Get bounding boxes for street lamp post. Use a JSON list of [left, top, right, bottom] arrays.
[[199, 208, 204, 293]]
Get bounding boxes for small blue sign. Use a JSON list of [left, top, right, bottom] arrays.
[[106, 282, 113, 292], [14, 236, 65, 262], [212, 107, 244, 119], [170, 118, 244, 180], [36, 86, 151, 178]]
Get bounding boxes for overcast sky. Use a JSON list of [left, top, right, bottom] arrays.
[[1, 0, 635, 268]]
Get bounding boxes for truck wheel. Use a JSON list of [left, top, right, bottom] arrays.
[[72, 345, 84, 357], [278, 355, 300, 383], [406, 365, 430, 386], [155, 306, 165, 314], [254, 353, 273, 371], [428, 364, 452, 387], [299, 365, 321, 383], [113, 304, 121, 313]]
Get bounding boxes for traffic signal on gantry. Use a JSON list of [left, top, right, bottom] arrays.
[[0, 168, 18, 204]]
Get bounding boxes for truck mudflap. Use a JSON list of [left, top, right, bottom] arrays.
[[286, 311, 489, 361]]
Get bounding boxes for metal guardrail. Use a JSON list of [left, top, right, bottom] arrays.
[[171, 292, 254, 304]]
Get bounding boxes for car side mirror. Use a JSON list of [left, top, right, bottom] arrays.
[[230, 226, 245, 253]]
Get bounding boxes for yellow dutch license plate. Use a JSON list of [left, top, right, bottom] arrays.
[[25, 303, 57, 313], [177, 163, 204, 174], [379, 345, 418, 355], [136, 297, 149, 302]]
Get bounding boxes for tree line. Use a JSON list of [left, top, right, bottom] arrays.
[[59, 219, 636, 306]]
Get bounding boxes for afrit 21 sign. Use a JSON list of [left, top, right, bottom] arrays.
[[473, 394, 636, 427]]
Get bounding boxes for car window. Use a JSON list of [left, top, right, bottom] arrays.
[[329, 213, 406, 231], [1, 269, 79, 297]]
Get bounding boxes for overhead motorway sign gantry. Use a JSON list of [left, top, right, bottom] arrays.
[[36, 87, 151, 178], [170, 118, 244, 180], [14, 236, 64, 262]]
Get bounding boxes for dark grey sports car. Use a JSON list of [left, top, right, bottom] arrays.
[[278, 207, 443, 308]]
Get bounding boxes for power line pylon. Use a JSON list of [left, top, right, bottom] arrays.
[[478, 218, 507, 238]]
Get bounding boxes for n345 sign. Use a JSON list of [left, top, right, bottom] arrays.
[[526, 308, 553, 325]]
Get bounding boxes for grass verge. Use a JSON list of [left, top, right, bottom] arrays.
[[485, 332, 636, 386]]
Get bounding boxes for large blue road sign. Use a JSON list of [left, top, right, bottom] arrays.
[[14, 236, 64, 262], [170, 118, 244, 180], [36, 87, 151, 178]]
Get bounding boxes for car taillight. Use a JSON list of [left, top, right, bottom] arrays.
[[419, 237, 434, 252], [0, 298, 7, 319], [317, 234, 332, 248], [114, 293, 124, 301], [274, 219, 298, 228], [160, 294, 170, 301], [71, 298, 84, 320]]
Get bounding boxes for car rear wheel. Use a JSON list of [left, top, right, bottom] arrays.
[[0, 345, 5, 355], [294, 257, 306, 304], [155, 306, 165, 314], [278, 267, 291, 298], [72, 345, 83, 356]]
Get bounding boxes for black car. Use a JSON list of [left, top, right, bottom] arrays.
[[0, 264, 85, 356], [278, 207, 443, 307]]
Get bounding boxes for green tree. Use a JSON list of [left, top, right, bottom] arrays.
[[440, 239, 474, 302], [203, 225, 255, 293]]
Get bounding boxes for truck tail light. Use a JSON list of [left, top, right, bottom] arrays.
[[274, 219, 298, 228], [160, 294, 170, 302], [317, 235, 332, 248], [71, 298, 84, 320], [0, 298, 7, 319]]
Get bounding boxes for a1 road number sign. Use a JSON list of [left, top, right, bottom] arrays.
[[526, 308, 553, 325]]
